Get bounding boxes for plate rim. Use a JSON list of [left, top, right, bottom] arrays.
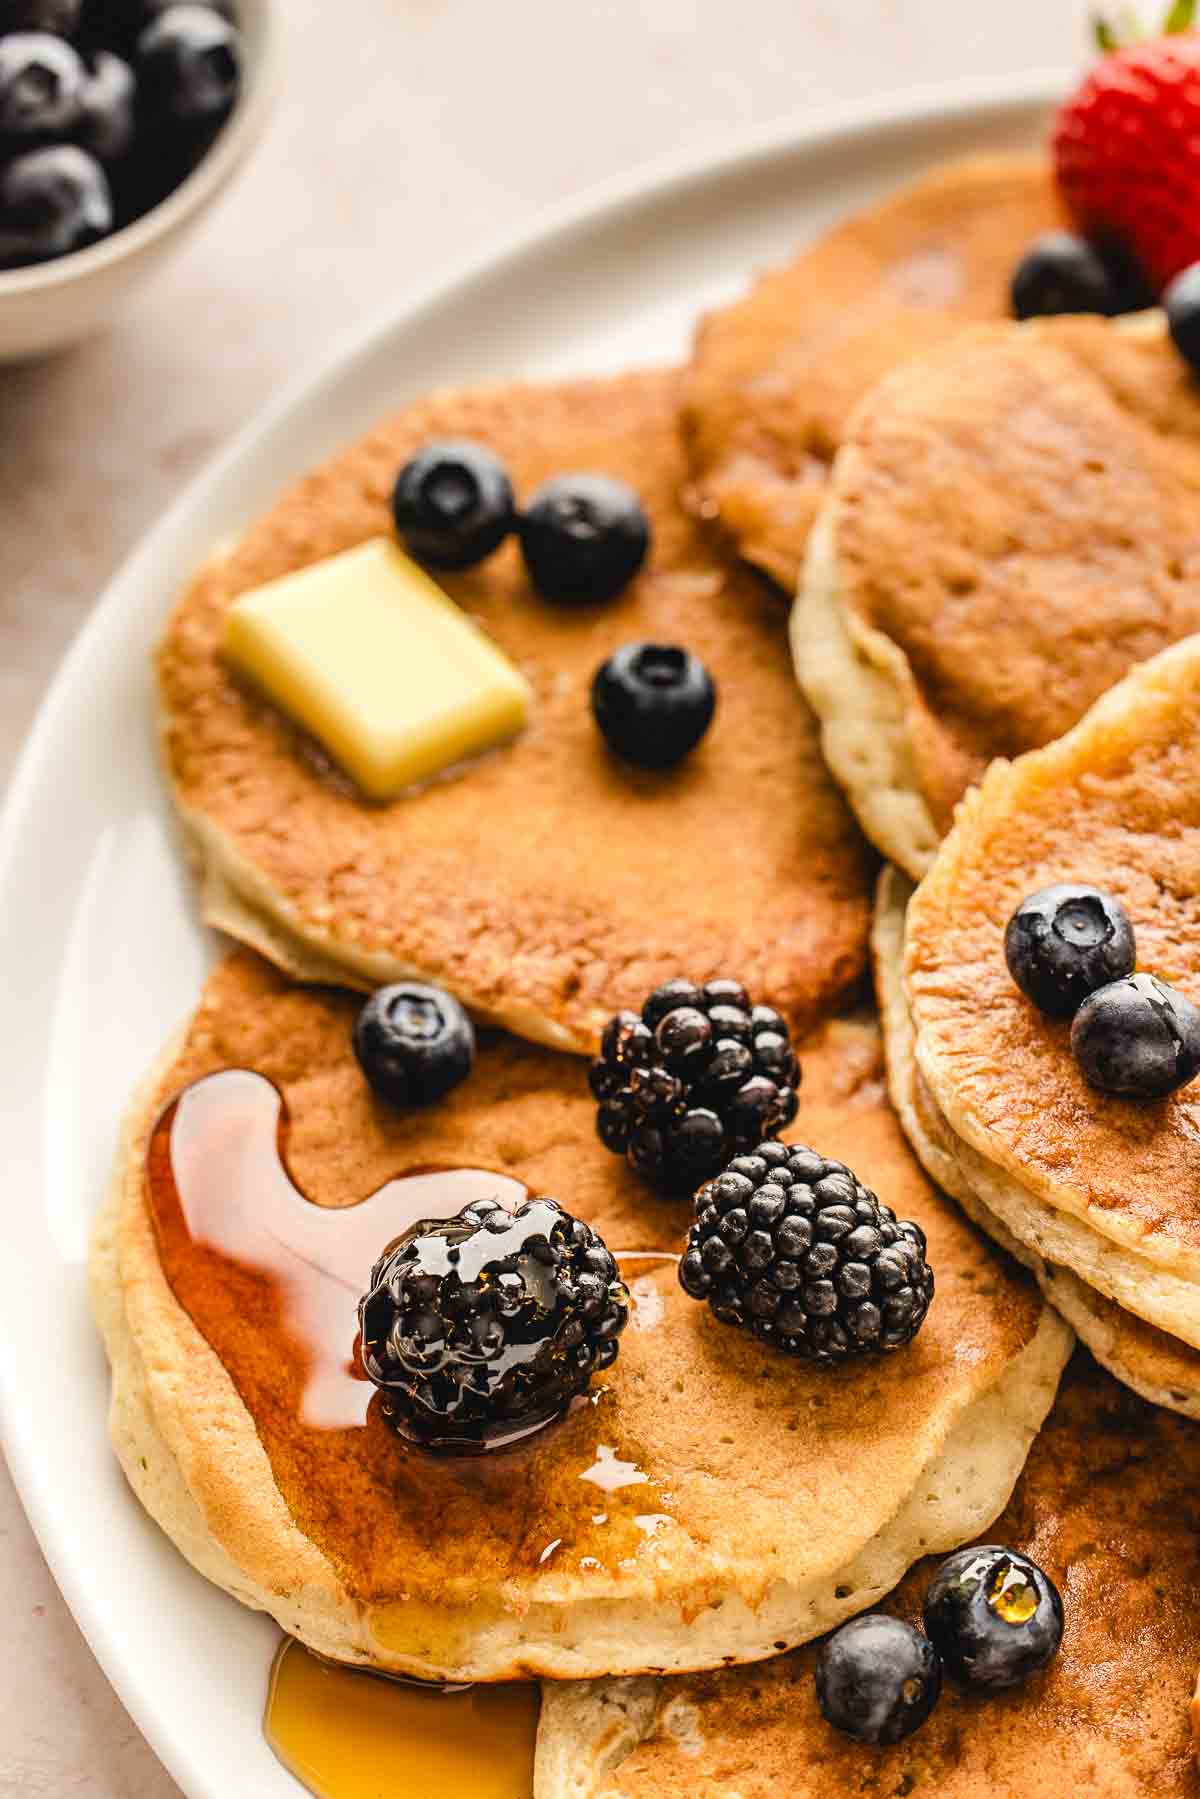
[[0, 66, 1066, 1798]]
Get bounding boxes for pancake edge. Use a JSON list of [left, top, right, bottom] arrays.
[[155, 612, 587, 1056], [795, 312, 1169, 888], [875, 864, 1200, 1417], [91, 999, 1070, 1683], [792, 501, 940, 882], [531, 1313, 1072, 1798], [908, 624, 1200, 1303]]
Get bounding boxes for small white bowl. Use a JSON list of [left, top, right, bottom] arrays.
[[0, 0, 280, 361]]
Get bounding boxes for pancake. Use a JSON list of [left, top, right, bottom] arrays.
[[794, 309, 1200, 879], [534, 1351, 1200, 1799], [156, 370, 875, 1056], [90, 949, 1070, 1683], [874, 864, 1200, 1419], [899, 636, 1200, 1385], [680, 154, 1059, 592]]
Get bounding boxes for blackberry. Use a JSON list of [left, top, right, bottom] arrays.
[[590, 979, 800, 1192], [358, 1195, 629, 1449], [678, 1142, 934, 1362]]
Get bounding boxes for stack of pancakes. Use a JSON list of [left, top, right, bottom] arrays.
[[89, 149, 1200, 1795]]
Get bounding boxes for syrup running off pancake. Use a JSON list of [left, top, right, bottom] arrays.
[[148, 1067, 530, 1430], [266, 1638, 539, 1799], [144, 1065, 680, 1610]]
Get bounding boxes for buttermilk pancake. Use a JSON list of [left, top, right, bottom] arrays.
[[893, 636, 1200, 1412], [90, 950, 1069, 1684], [534, 1353, 1200, 1799], [681, 154, 1058, 591], [875, 865, 1200, 1419], [795, 309, 1200, 879], [156, 370, 874, 1057]]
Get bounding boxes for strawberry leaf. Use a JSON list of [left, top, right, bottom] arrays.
[[1163, 0, 1197, 32], [1093, 9, 1121, 48]]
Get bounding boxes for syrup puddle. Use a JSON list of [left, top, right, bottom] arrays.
[[152, 1069, 528, 1428], [266, 1638, 539, 1799]]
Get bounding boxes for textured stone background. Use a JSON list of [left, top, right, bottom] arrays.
[[0, 1, 1082, 1791]]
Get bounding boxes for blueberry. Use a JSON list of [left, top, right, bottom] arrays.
[[0, 32, 85, 139], [1004, 883, 1135, 1018], [137, 0, 235, 19], [519, 473, 650, 604], [391, 440, 515, 570], [1010, 232, 1126, 321], [76, 49, 135, 159], [815, 1615, 941, 1745], [1071, 973, 1200, 1099], [353, 982, 475, 1108], [2, 0, 83, 31], [136, 2, 241, 125], [1166, 262, 1200, 377], [592, 642, 716, 769], [0, 143, 111, 266], [923, 1546, 1063, 1691]]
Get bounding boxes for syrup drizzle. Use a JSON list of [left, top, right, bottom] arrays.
[[149, 1068, 529, 1428], [266, 1638, 539, 1799]]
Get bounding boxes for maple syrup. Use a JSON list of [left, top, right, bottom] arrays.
[[146, 1067, 677, 1790], [266, 1637, 539, 1799], [148, 1067, 530, 1427]]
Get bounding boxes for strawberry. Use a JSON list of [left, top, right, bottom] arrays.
[[1054, 0, 1200, 294]]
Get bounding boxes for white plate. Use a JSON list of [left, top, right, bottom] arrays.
[[0, 72, 1062, 1799]]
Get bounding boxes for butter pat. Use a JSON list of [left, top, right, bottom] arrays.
[[223, 538, 532, 799]]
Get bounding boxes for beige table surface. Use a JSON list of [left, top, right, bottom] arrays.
[[0, 1, 1081, 1792]]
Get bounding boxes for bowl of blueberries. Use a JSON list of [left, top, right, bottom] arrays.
[[0, 0, 277, 359]]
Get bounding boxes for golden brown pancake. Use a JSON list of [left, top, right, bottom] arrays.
[[874, 864, 1200, 1419], [796, 310, 1200, 878], [90, 950, 1069, 1683], [156, 371, 874, 1056], [681, 154, 1059, 591], [535, 1352, 1200, 1799], [904, 636, 1200, 1367]]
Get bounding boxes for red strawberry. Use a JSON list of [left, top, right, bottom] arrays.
[[1054, 1, 1200, 294]]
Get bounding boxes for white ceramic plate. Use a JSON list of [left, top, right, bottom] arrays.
[[0, 73, 1062, 1799]]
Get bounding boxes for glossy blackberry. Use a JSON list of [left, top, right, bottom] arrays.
[[1004, 883, 1135, 1018], [358, 1195, 629, 1448], [1071, 973, 1200, 1099], [590, 980, 800, 1191], [679, 1142, 934, 1362], [923, 1546, 1063, 1691], [353, 981, 475, 1108], [391, 439, 516, 570], [815, 1615, 941, 1745]]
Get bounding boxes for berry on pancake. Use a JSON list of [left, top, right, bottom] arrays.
[[591, 980, 800, 1191], [358, 1195, 629, 1448], [679, 1140, 934, 1363]]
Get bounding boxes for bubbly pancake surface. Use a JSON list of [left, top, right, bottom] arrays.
[[814, 311, 1200, 872], [97, 951, 1067, 1681], [906, 637, 1200, 1320], [537, 1353, 1200, 1799], [157, 371, 874, 1055], [681, 154, 1058, 590], [874, 865, 1200, 1417]]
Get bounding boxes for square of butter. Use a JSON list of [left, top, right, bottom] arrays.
[[223, 537, 532, 800]]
